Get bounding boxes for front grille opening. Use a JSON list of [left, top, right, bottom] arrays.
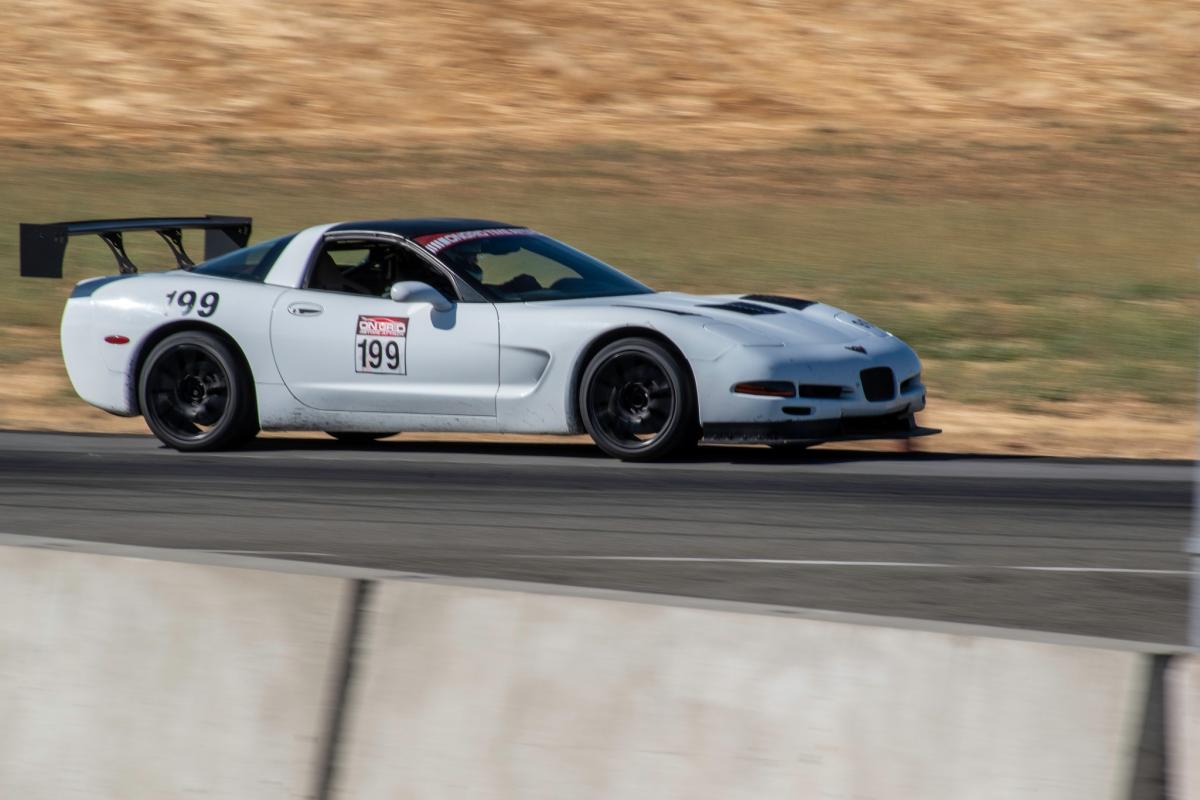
[[860, 367, 896, 402], [782, 406, 813, 416], [900, 373, 922, 393], [798, 384, 845, 399]]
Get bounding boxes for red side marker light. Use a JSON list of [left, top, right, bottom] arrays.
[[732, 381, 796, 398], [103, 335, 130, 345]]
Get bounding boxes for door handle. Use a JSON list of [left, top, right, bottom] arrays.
[[287, 302, 324, 317]]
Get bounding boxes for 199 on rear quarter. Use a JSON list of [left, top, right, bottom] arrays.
[[21, 215, 937, 460]]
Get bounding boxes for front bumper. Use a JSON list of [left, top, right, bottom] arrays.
[[703, 411, 940, 444], [696, 333, 933, 438]]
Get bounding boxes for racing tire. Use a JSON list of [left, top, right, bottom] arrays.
[[579, 337, 699, 461], [326, 432, 399, 443], [139, 331, 258, 452]]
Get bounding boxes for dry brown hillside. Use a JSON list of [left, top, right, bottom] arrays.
[[0, 0, 1196, 151]]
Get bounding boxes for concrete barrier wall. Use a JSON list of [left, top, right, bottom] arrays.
[[0, 538, 1189, 800], [1169, 654, 1200, 800], [336, 580, 1156, 800], [0, 545, 352, 800]]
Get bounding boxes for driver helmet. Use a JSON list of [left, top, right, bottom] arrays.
[[449, 242, 485, 282]]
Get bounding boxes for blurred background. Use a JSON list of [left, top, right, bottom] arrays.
[[0, 0, 1196, 456]]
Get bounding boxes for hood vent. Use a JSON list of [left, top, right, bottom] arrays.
[[742, 294, 816, 311], [610, 304, 701, 316], [698, 300, 783, 316]]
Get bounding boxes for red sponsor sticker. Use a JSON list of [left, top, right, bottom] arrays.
[[357, 315, 407, 337], [414, 227, 537, 254]]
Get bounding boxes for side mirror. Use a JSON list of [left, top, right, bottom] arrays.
[[389, 281, 453, 312]]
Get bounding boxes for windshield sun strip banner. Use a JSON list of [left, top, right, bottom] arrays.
[[414, 227, 539, 254]]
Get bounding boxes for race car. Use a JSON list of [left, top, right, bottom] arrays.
[[20, 215, 936, 460]]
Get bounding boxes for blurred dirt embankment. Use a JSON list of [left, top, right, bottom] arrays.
[[0, 0, 1195, 152]]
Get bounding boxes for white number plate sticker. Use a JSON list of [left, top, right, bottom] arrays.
[[355, 315, 407, 374]]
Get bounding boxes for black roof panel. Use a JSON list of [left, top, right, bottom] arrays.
[[329, 218, 520, 238]]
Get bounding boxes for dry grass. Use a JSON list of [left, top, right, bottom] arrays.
[[0, 0, 1196, 152]]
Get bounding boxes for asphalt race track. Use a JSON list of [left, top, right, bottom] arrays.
[[0, 430, 1191, 643]]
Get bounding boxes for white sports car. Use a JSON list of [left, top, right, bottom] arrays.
[[21, 215, 936, 460]]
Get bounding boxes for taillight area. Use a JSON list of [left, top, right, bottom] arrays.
[[732, 381, 796, 398], [103, 335, 130, 345]]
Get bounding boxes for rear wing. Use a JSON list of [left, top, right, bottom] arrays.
[[19, 215, 252, 278]]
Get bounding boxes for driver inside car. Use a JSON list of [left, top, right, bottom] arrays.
[[446, 240, 541, 296]]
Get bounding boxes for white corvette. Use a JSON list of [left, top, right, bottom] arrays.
[[21, 215, 936, 460]]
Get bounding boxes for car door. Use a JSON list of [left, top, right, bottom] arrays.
[[269, 242, 499, 416]]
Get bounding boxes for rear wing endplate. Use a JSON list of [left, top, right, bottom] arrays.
[[19, 215, 252, 278]]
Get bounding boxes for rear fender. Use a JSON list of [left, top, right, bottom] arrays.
[[67, 273, 286, 415]]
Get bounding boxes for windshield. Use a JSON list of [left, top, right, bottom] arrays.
[[191, 234, 295, 282], [426, 231, 652, 302]]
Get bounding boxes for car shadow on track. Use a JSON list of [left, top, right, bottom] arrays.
[[238, 435, 1070, 466]]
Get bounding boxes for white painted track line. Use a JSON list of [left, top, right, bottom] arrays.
[[506, 555, 1190, 576]]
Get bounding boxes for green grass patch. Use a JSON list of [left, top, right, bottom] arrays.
[[0, 146, 1196, 414]]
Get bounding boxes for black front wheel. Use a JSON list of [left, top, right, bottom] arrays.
[[139, 331, 257, 451], [579, 338, 698, 461]]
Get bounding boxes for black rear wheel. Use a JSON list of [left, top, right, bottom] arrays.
[[139, 331, 257, 451], [579, 338, 698, 461]]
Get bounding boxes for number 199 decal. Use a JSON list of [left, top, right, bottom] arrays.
[[355, 315, 408, 375], [165, 290, 220, 317]]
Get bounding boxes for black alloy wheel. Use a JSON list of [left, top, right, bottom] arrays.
[[579, 337, 698, 461], [139, 331, 257, 451]]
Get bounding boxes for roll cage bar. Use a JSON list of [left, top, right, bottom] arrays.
[[313, 229, 488, 303]]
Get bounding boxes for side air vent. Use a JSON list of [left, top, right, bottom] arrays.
[[698, 301, 783, 316], [860, 367, 896, 402], [742, 294, 816, 311]]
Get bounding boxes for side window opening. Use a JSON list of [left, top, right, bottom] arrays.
[[306, 240, 457, 299]]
